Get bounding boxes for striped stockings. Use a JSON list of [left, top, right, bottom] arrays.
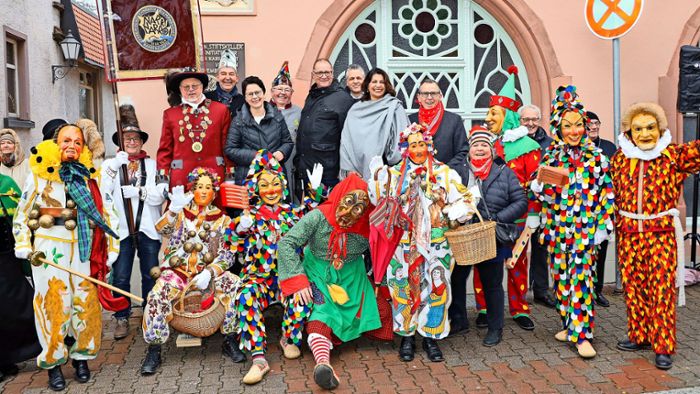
[[308, 334, 332, 364]]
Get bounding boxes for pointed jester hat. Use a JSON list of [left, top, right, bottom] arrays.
[[272, 61, 292, 87], [489, 65, 522, 132], [245, 149, 288, 202], [549, 85, 587, 138]]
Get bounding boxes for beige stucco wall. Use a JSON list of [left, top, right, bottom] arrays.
[[118, 0, 700, 156]]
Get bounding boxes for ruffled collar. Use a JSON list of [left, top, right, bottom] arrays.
[[618, 129, 672, 161]]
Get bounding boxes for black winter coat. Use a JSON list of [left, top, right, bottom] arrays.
[[224, 101, 294, 185], [409, 111, 468, 170], [205, 84, 245, 119], [591, 137, 617, 159], [530, 126, 554, 153], [294, 81, 355, 184], [455, 157, 528, 225]]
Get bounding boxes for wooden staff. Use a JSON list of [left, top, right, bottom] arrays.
[[33, 255, 143, 303], [506, 226, 534, 269]]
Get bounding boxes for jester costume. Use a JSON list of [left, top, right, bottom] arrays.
[[224, 151, 324, 360], [142, 168, 240, 347], [531, 86, 614, 348], [610, 103, 700, 361], [13, 131, 120, 374], [475, 66, 540, 323]]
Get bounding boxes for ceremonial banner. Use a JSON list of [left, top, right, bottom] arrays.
[[100, 0, 204, 81]]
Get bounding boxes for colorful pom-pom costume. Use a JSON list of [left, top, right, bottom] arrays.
[[531, 86, 614, 346]]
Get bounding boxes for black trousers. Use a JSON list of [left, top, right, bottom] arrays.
[[529, 229, 550, 298], [448, 258, 504, 331], [595, 240, 608, 293]]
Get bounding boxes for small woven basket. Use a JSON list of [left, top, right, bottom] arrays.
[[445, 207, 497, 266], [170, 281, 225, 337]]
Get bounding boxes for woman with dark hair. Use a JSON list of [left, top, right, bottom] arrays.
[[224, 76, 294, 185], [339, 67, 408, 179]]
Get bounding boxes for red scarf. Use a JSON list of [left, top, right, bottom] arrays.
[[318, 173, 373, 260], [470, 157, 493, 180], [127, 150, 149, 161], [417, 102, 445, 137], [256, 204, 282, 221]]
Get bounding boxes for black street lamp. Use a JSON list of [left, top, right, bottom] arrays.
[[52, 30, 81, 84]]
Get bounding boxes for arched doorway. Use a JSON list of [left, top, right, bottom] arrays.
[[328, 0, 530, 124]]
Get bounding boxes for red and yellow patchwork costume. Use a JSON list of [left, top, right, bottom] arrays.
[[610, 130, 700, 355]]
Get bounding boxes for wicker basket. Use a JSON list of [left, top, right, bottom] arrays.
[[445, 209, 497, 266], [170, 281, 225, 337]]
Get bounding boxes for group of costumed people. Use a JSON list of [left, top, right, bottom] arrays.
[[4, 63, 698, 393]]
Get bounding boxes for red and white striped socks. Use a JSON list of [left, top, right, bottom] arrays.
[[308, 334, 332, 364]]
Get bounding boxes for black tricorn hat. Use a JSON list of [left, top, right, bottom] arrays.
[[112, 104, 148, 146], [166, 70, 209, 96]]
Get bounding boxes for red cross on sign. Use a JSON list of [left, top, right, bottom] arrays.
[[585, 0, 644, 39]]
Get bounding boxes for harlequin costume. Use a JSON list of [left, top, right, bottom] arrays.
[[369, 123, 473, 362], [530, 86, 614, 358], [223, 150, 325, 384], [278, 173, 379, 390], [157, 71, 232, 190], [475, 66, 540, 329], [610, 103, 700, 369], [140, 168, 240, 375], [13, 125, 120, 389]]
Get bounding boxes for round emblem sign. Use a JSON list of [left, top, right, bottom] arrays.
[[132, 5, 177, 53]]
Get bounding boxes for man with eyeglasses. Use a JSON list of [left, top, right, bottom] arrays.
[[345, 64, 365, 102], [270, 61, 302, 198], [205, 50, 245, 119], [157, 70, 232, 192], [586, 111, 617, 308], [294, 59, 355, 191], [517, 104, 556, 309], [408, 78, 468, 169]]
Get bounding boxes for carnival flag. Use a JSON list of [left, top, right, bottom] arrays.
[[100, 0, 204, 81]]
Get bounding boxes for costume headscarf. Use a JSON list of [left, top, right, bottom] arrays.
[[489, 65, 522, 133], [549, 85, 589, 144], [0, 128, 25, 166], [272, 61, 292, 87], [317, 173, 372, 261], [244, 149, 288, 204]]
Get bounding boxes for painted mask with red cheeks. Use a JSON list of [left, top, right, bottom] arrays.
[[258, 171, 283, 206], [193, 175, 215, 207], [57, 126, 85, 162], [560, 110, 586, 147], [407, 132, 429, 164]]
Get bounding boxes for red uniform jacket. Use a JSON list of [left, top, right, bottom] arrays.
[[157, 99, 231, 188]]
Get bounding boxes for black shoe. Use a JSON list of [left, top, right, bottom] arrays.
[[514, 315, 535, 331], [398, 335, 415, 362], [655, 354, 672, 370], [422, 338, 444, 362], [222, 334, 246, 363], [313, 363, 339, 390], [616, 337, 650, 352], [0, 364, 18, 382], [475, 313, 488, 329], [47, 366, 66, 391], [140, 344, 162, 376], [483, 329, 503, 347], [533, 293, 557, 308], [450, 319, 470, 336], [71, 360, 90, 383], [595, 292, 610, 307]]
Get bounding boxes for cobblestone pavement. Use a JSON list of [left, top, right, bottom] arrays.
[[3, 285, 700, 393]]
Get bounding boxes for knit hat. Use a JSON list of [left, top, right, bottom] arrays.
[[42, 118, 68, 141], [468, 124, 495, 147], [550, 85, 587, 136], [488, 65, 521, 132], [272, 61, 292, 87]]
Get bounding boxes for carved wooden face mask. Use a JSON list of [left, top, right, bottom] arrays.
[[193, 175, 215, 207], [485, 105, 505, 134], [57, 126, 84, 162], [335, 189, 369, 228], [407, 132, 429, 165], [630, 113, 661, 151], [258, 171, 283, 206], [560, 111, 585, 147]]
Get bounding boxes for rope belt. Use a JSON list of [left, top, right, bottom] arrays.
[[618, 209, 685, 306]]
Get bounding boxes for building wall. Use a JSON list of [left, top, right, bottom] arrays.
[[0, 0, 115, 156], [118, 0, 700, 153]]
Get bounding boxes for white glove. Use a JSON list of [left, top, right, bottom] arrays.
[[238, 213, 254, 230], [15, 248, 30, 260], [156, 183, 169, 198], [306, 163, 324, 190], [368, 156, 383, 177], [445, 201, 469, 221], [594, 228, 608, 245], [121, 185, 140, 199], [168, 185, 193, 214], [108, 151, 130, 171], [526, 215, 541, 229], [193, 269, 212, 290], [531, 179, 544, 194], [107, 251, 119, 269]]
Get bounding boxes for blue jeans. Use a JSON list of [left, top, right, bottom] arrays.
[[112, 232, 161, 319]]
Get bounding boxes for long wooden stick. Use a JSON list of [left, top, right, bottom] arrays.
[[37, 257, 143, 303]]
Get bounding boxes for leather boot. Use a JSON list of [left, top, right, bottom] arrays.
[[222, 334, 246, 363], [422, 337, 444, 362], [140, 344, 162, 376], [71, 360, 90, 383], [398, 335, 415, 362], [655, 354, 672, 370], [47, 366, 65, 391]]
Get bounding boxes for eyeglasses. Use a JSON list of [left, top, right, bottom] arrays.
[[123, 137, 142, 143], [520, 117, 540, 123], [588, 120, 601, 126], [246, 91, 264, 98], [181, 84, 202, 91], [418, 91, 441, 98], [273, 87, 293, 94], [313, 70, 333, 77]]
